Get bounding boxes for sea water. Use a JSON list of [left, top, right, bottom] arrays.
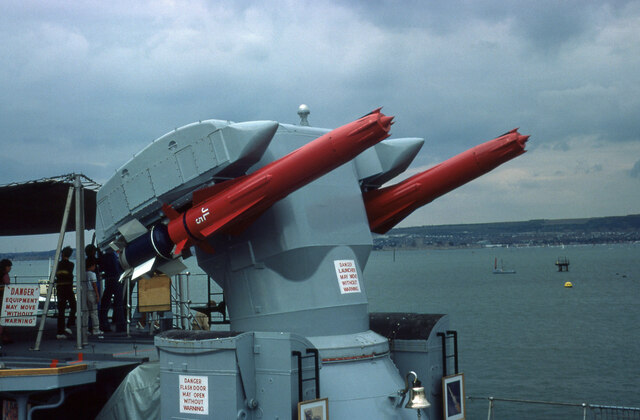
[[7, 244, 640, 418], [364, 244, 640, 418]]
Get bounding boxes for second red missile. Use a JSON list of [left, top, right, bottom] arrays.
[[363, 129, 529, 234]]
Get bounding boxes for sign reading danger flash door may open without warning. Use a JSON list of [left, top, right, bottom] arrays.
[[334, 260, 361, 294], [179, 375, 209, 415]]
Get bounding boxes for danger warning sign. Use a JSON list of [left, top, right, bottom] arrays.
[[0, 285, 39, 327], [179, 375, 209, 415], [334, 259, 361, 294]]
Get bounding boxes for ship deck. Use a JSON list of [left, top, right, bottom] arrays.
[[0, 317, 159, 419], [1, 317, 157, 362]]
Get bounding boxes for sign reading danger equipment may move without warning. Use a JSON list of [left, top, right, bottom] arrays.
[[0, 285, 40, 327]]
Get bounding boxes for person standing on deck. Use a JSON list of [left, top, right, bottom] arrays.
[[99, 248, 125, 332], [55, 246, 76, 339], [84, 259, 102, 337], [85, 244, 102, 297], [0, 259, 13, 344]]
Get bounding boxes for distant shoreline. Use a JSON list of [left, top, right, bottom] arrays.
[[373, 241, 639, 251], [3, 241, 638, 262], [3, 214, 638, 260]]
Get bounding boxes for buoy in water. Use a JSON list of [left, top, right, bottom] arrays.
[[564, 281, 573, 288]]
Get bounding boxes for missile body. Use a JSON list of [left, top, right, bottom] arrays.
[[164, 109, 394, 254], [363, 129, 529, 234]]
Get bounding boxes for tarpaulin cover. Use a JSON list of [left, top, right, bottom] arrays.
[[0, 176, 97, 236], [96, 362, 161, 420]]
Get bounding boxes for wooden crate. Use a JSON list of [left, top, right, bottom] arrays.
[[138, 275, 171, 312]]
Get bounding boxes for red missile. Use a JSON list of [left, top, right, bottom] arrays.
[[164, 109, 394, 254], [363, 128, 529, 234]]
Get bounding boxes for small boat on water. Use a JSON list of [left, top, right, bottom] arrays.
[[493, 257, 516, 274]]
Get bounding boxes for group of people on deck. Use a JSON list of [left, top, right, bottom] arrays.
[[54, 245, 126, 339]]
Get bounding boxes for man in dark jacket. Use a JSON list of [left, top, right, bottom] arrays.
[[56, 246, 76, 339], [99, 249, 125, 332]]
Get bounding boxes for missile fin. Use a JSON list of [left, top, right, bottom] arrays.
[[132, 257, 156, 281], [358, 107, 383, 119], [173, 238, 191, 256], [348, 119, 378, 137], [157, 258, 187, 276], [118, 268, 133, 284]]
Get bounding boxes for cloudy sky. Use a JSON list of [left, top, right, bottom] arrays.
[[1, 0, 639, 251]]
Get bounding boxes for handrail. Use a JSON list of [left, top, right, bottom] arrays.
[[468, 395, 586, 407], [5, 268, 224, 333], [468, 396, 640, 420]]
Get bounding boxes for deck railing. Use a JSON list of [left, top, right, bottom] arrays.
[[468, 396, 640, 420], [4, 272, 227, 329]]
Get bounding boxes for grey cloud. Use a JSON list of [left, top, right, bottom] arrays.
[[351, 0, 612, 51], [553, 142, 570, 152], [574, 161, 604, 175], [511, 2, 597, 54], [518, 179, 542, 190], [1, 1, 639, 225]]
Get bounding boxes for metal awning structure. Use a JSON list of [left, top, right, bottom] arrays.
[[0, 174, 99, 236], [0, 174, 101, 351]]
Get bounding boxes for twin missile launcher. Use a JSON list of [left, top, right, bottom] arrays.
[[96, 110, 527, 283], [95, 107, 529, 419]]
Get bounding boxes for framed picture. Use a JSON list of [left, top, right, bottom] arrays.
[[442, 373, 465, 420], [298, 397, 328, 420]]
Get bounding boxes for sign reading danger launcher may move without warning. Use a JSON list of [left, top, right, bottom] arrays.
[[334, 259, 361, 294], [0, 285, 40, 326]]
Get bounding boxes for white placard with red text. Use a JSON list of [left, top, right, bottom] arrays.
[[179, 375, 209, 415], [0, 285, 39, 326], [334, 260, 361, 294]]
